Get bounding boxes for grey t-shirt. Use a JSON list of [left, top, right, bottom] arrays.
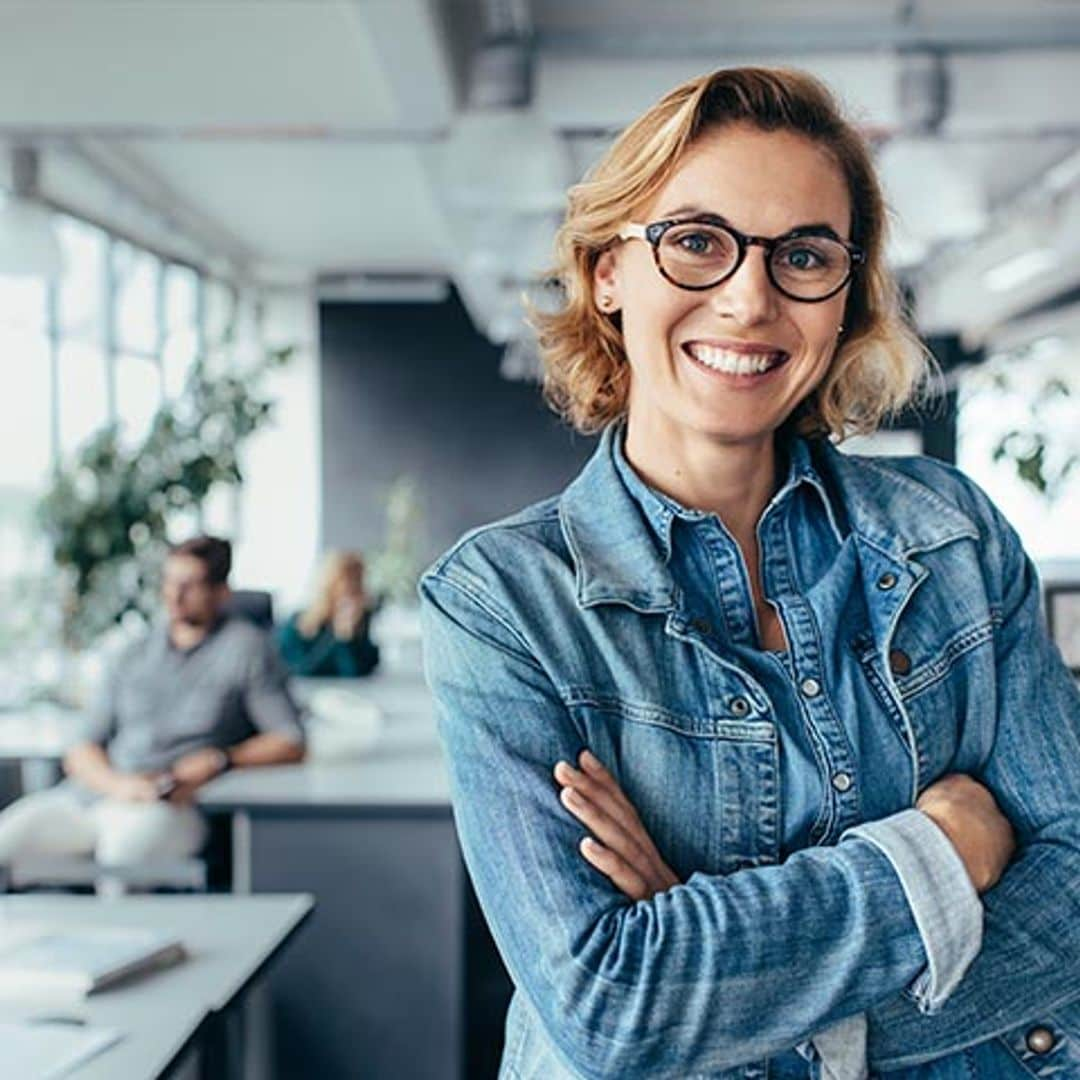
[[84, 617, 305, 774]]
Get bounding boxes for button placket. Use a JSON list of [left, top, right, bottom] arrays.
[[760, 512, 860, 840]]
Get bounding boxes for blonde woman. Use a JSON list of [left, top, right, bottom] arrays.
[[279, 551, 379, 677], [421, 68, 1080, 1078]]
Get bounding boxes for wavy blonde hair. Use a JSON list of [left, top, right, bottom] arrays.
[[531, 67, 931, 439], [297, 550, 370, 638]]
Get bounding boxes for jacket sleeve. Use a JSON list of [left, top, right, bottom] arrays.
[[422, 568, 945, 1078], [867, 499, 1080, 1069]]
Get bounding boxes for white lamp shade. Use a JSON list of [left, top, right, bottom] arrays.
[[0, 197, 64, 279]]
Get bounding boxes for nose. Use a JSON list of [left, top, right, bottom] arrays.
[[708, 247, 780, 326]]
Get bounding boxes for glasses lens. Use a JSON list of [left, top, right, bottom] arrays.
[[770, 236, 851, 299], [658, 223, 739, 287]]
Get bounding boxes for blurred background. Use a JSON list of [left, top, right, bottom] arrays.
[[0, 2, 1079, 1077], [2, 0, 1080, 669]]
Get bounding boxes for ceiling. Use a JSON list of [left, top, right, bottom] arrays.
[[1, 0, 1079, 350]]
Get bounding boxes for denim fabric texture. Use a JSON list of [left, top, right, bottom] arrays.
[[420, 424, 1080, 1079]]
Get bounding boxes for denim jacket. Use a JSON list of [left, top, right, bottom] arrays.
[[420, 426, 1080, 1079]]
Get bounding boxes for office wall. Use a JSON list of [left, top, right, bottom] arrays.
[[319, 292, 596, 565]]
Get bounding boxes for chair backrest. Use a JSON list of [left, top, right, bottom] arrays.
[[225, 589, 274, 629]]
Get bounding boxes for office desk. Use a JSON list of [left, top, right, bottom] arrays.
[[0, 893, 312, 1080], [0, 704, 85, 792], [199, 670, 509, 1080]]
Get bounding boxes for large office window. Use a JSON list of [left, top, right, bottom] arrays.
[[0, 279, 51, 588], [0, 210, 220, 656]]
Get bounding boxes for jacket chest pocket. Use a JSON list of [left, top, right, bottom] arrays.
[[566, 694, 780, 878], [853, 619, 995, 790]]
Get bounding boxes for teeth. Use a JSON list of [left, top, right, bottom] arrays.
[[688, 345, 782, 374]]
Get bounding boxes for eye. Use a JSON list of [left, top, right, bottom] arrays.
[[674, 231, 716, 256], [780, 245, 826, 271]]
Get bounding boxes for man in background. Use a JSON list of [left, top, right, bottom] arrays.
[[0, 535, 305, 875]]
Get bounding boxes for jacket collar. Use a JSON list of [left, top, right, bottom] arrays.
[[817, 442, 980, 561], [559, 425, 979, 610]]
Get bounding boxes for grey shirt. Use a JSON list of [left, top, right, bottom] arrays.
[[84, 617, 305, 774]]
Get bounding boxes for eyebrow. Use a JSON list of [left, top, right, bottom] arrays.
[[655, 205, 845, 240]]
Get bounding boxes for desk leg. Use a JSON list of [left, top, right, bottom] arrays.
[[228, 812, 272, 1078], [242, 982, 273, 1080], [231, 811, 252, 895]]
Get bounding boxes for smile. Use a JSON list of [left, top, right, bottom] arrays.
[[682, 342, 790, 376]]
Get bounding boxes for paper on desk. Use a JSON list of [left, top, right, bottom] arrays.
[[0, 1020, 122, 1079]]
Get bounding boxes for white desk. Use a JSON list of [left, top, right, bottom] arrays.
[[196, 671, 507, 1080], [0, 704, 85, 792], [0, 893, 313, 1080]]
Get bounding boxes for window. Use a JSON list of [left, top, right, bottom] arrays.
[[0, 207, 217, 666], [957, 340, 1080, 561]]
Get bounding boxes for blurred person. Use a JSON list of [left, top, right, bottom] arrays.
[[0, 535, 305, 874], [277, 550, 380, 678], [420, 67, 1080, 1079]]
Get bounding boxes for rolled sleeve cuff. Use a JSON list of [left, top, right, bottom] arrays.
[[843, 808, 983, 1014]]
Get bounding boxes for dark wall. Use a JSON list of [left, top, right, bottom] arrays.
[[319, 292, 596, 564]]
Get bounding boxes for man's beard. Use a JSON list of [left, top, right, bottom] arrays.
[[173, 612, 212, 629]]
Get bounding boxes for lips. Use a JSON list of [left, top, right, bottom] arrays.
[[682, 341, 790, 376]]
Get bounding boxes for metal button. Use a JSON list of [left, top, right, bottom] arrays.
[[889, 648, 912, 676], [800, 677, 822, 699], [831, 771, 853, 793], [1025, 1026, 1055, 1054], [877, 572, 898, 590], [690, 617, 712, 635], [730, 696, 751, 718]]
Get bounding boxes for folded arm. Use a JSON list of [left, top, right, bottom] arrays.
[[867, 518, 1080, 1068], [422, 571, 961, 1078]]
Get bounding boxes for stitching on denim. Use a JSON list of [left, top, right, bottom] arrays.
[[565, 691, 776, 741], [425, 572, 543, 664], [963, 1046, 978, 1080], [994, 1032, 1044, 1079], [896, 619, 995, 700], [854, 457, 981, 548], [872, 981, 1080, 1070], [851, 638, 913, 754], [427, 500, 560, 577]]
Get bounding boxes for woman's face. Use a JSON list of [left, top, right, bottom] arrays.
[[594, 123, 852, 454], [330, 567, 365, 606]]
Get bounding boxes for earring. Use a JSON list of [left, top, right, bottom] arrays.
[[598, 295, 614, 312], [837, 323, 845, 336]]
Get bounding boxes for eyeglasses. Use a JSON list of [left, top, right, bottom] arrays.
[[618, 216, 865, 303]]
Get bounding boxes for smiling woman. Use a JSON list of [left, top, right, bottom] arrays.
[[421, 67, 1080, 1080]]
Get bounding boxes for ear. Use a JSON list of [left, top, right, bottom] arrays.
[[592, 248, 623, 314]]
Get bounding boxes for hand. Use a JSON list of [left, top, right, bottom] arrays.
[[916, 773, 1016, 894], [554, 749, 680, 902], [168, 748, 228, 789], [107, 773, 162, 802], [332, 597, 364, 640]]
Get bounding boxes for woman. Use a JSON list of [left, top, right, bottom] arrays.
[[420, 69, 1080, 1078], [278, 550, 380, 677]]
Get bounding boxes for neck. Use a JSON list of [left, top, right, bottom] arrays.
[[623, 418, 780, 548], [169, 619, 214, 651]]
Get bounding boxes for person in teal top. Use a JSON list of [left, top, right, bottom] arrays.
[[278, 551, 380, 677]]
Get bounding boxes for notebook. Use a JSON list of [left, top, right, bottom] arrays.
[[0, 924, 186, 997], [0, 1020, 122, 1079]]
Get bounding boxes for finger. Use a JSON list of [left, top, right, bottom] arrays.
[[556, 766, 639, 841], [577, 751, 643, 822], [559, 786, 653, 872], [579, 837, 648, 901], [554, 761, 638, 831]]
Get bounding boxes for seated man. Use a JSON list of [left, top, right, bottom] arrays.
[[0, 535, 305, 873]]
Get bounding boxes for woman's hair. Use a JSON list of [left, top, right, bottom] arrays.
[[531, 66, 931, 439], [298, 550, 369, 637]]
